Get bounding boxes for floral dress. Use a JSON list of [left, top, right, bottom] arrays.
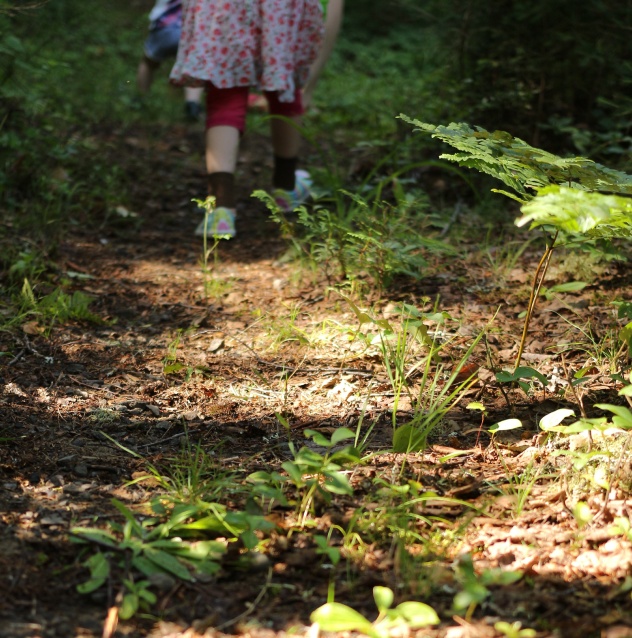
[[170, 0, 324, 102]]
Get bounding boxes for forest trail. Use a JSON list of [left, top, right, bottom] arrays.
[[1, 116, 632, 638]]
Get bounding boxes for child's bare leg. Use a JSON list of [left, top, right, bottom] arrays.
[[205, 125, 240, 209], [185, 86, 204, 105], [137, 55, 159, 93]]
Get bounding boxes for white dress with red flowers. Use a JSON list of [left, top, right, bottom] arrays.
[[170, 0, 324, 102]]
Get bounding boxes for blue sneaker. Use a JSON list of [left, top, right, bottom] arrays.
[[273, 170, 312, 212], [195, 207, 236, 238]]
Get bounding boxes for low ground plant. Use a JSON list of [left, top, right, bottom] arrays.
[[346, 296, 485, 451], [403, 118, 632, 370], [310, 585, 439, 637]]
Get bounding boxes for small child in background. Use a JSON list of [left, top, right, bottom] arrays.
[[137, 0, 204, 122], [170, 0, 325, 238]]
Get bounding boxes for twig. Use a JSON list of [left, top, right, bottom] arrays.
[[440, 200, 463, 237], [231, 335, 374, 377], [592, 433, 631, 524], [215, 568, 274, 631], [514, 231, 558, 370]]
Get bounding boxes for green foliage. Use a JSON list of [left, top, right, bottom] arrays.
[[419, 0, 632, 157], [518, 187, 632, 241], [403, 118, 632, 368], [254, 184, 449, 292], [346, 297, 484, 451], [282, 428, 361, 524], [16, 279, 102, 331], [73, 493, 276, 617], [72, 499, 227, 618], [310, 586, 439, 638], [495, 366, 548, 395], [400, 118, 632, 205], [453, 553, 523, 619]]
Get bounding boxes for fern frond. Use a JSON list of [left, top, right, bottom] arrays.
[[517, 185, 632, 238]]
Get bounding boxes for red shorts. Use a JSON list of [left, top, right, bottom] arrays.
[[205, 85, 304, 133]]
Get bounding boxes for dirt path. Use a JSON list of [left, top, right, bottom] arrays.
[[1, 119, 632, 638]]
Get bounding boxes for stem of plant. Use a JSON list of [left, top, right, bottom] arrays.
[[514, 231, 558, 371]]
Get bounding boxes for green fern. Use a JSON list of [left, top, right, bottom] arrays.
[[518, 185, 632, 239], [400, 116, 632, 370], [399, 117, 632, 205]]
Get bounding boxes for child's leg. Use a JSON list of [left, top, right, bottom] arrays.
[[265, 89, 305, 190], [138, 25, 179, 93], [204, 85, 249, 209], [137, 55, 159, 93]]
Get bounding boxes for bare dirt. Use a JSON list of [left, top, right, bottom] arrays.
[[1, 118, 632, 638]]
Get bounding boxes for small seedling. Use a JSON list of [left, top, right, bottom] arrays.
[[310, 586, 439, 637], [453, 553, 523, 621], [495, 621, 537, 638]]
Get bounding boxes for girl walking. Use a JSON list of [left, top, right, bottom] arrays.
[[170, 0, 324, 237]]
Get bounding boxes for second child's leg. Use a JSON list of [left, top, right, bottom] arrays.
[[266, 89, 312, 211], [195, 85, 249, 237]]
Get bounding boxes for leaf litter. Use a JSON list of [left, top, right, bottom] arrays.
[[1, 121, 632, 638]]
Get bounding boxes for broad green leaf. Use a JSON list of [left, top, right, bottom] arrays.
[[282, 461, 305, 485], [137, 586, 157, 605], [544, 281, 588, 294], [144, 548, 192, 581], [373, 586, 394, 613], [546, 418, 606, 434], [310, 603, 376, 635], [595, 403, 632, 428], [618, 385, 632, 396], [304, 429, 332, 448], [132, 555, 164, 577], [539, 408, 575, 431], [76, 553, 110, 594], [394, 601, 440, 627], [171, 540, 226, 561], [393, 423, 426, 452], [119, 592, 139, 620], [70, 527, 118, 548], [514, 366, 548, 385], [489, 418, 522, 433], [454, 582, 488, 610], [163, 362, 186, 374], [496, 366, 547, 386], [331, 427, 356, 445], [324, 471, 353, 495], [240, 530, 259, 550], [482, 568, 523, 586]]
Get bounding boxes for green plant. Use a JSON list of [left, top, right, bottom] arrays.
[[255, 303, 311, 351], [358, 477, 474, 548], [282, 428, 361, 525], [401, 118, 632, 370], [346, 296, 485, 452], [494, 621, 537, 638], [453, 553, 523, 621], [310, 586, 439, 637], [162, 329, 210, 380], [141, 439, 239, 506], [254, 180, 450, 293], [16, 279, 102, 331], [495, 366, 549, 397], [71, 499, 227, 619], [195, 196, 234, 299]]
